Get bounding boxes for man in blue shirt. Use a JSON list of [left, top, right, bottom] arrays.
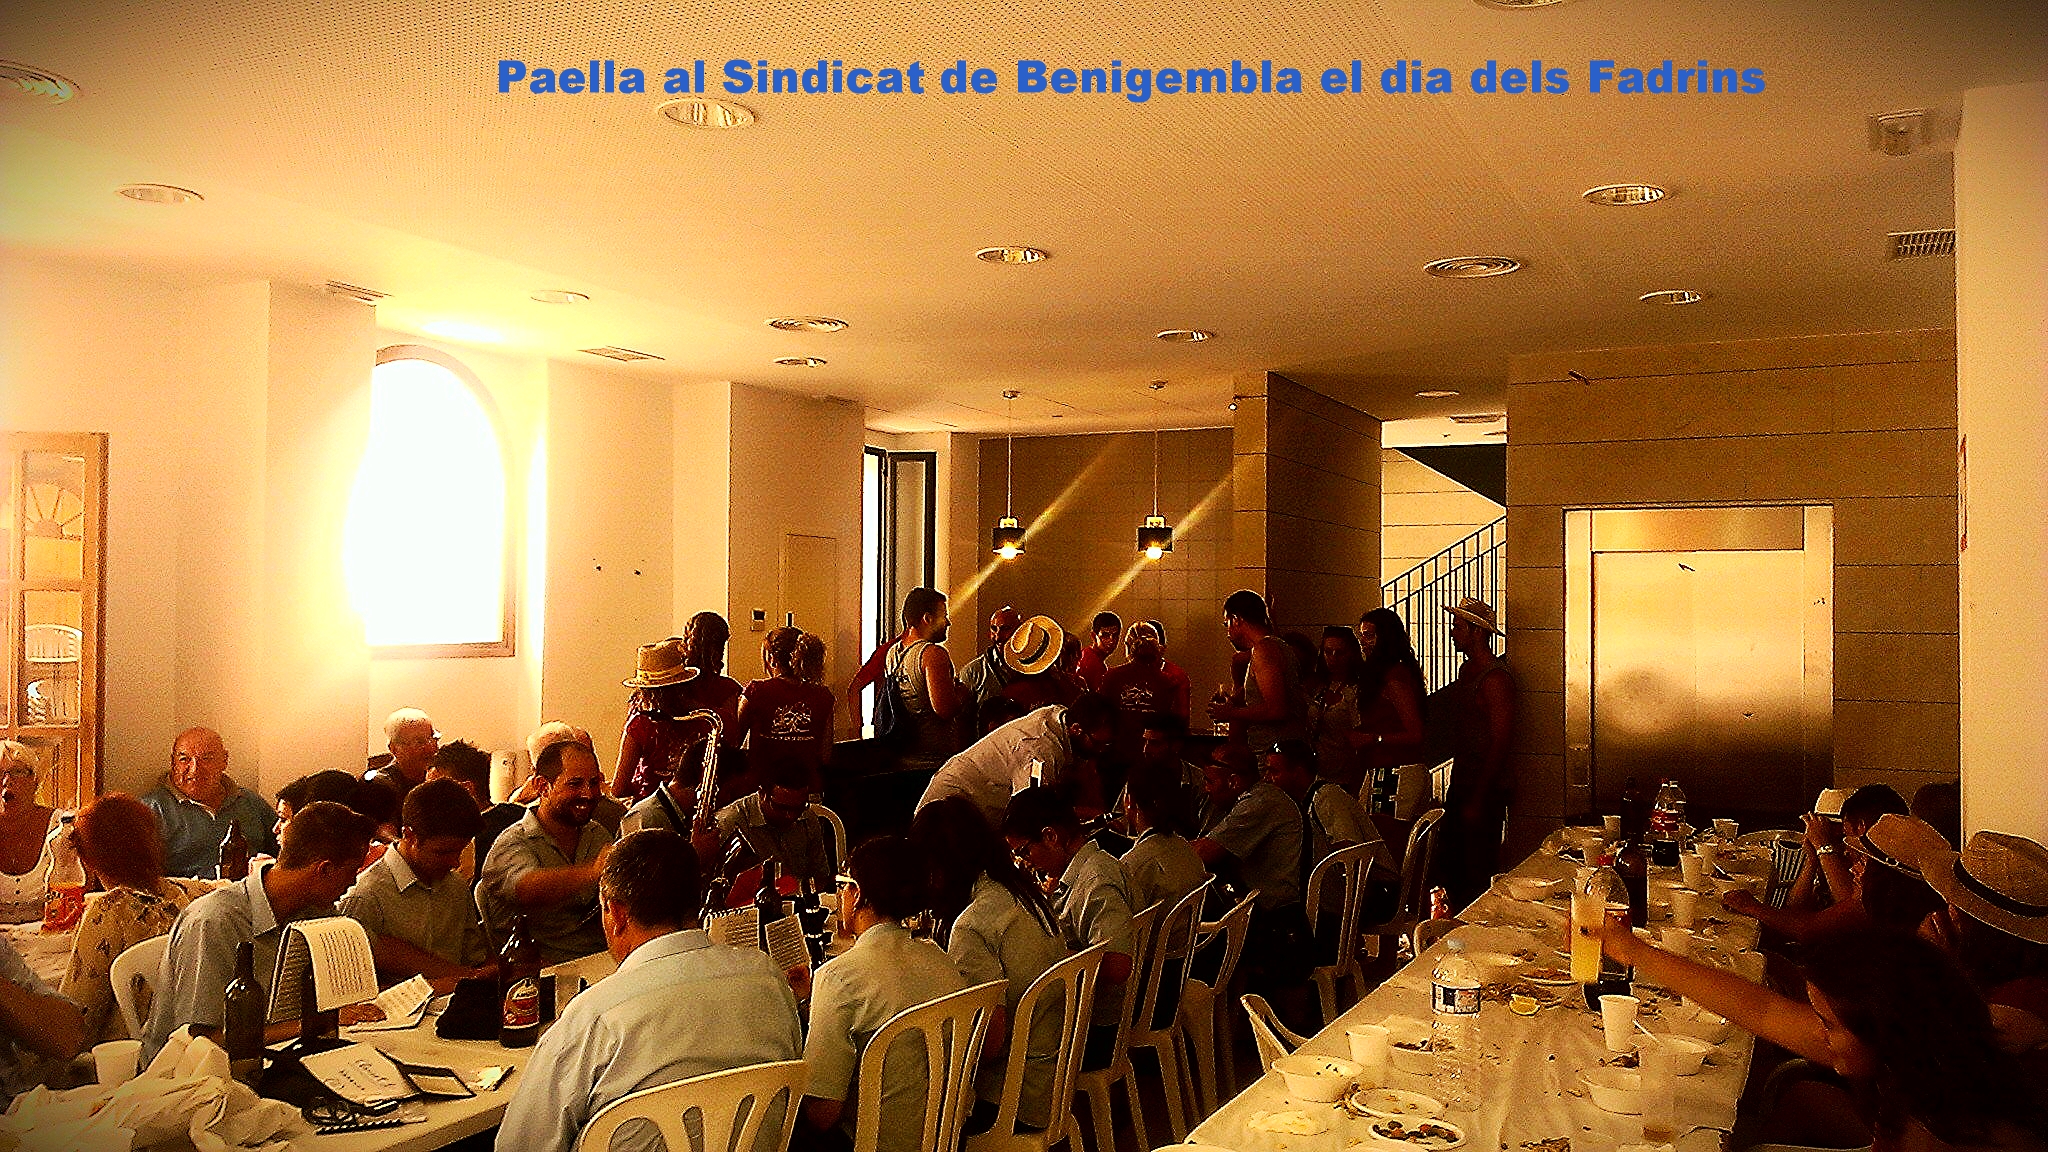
[[497, 828, 804, 1152], [140, 727, 277, 878]]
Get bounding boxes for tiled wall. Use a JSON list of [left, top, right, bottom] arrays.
[[1382, 449, 1504, 586], [1505, 329, 1960, 847], [976, 428, 1236, 705]]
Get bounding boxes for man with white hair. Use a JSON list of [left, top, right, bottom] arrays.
[[365, 708, 438, 801]]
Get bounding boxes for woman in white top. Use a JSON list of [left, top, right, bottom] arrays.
[[0, 742, 57, 924]]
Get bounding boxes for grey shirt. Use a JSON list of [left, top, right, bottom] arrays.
[[1121, 830, 1207, 916], [340, 847, 486, 971], [479, 809, 613, 964], [714, 794, 835, 888], [142, 862, 334, 1061], [803, 923, 971, 1150], [496, 929, 803, 1152], [1055, 841, 1137, 1026], [139, 777, 279, 879], [1305, 781, 1392, 874], [1207, 781, 1303, 910], [945, 874, 1067, 1127]]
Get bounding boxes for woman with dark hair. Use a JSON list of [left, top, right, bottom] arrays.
[[1307, 626, 1367, 792], [1352, 608, 1426, 807], [1592, 919, 2046, 1151], [60, 793, 214, 1040], [909, 796, 1067, 1130], [738, 626, 835, 793]]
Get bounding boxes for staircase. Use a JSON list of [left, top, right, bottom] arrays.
[[1381, 516, 1505, 694]]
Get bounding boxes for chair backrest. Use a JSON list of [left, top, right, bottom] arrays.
[[1194, 890, 1257, 997], [1133, 880, 1210, 1038], [1240, 993, 1308, 1072], [1304, 843, 1375, 962], [984, 940, 1109, 1146], [576, 1059, 809, 1152], [1100, 902, 1162, 1045], [1395, 808, 1446, 920], [111, 935, 168, 1040], [1412, 917, 1463, 955], [851, 980, 1005, 1152], [811, 803, 849, 876]]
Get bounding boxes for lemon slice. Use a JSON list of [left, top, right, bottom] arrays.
[[1509, 994, 1540, 1016]]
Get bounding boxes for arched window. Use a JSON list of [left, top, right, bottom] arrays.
[[343, 346, 512, 655]]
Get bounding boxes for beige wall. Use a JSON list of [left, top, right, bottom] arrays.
[[1382, 449, 1504, 587], [976, 428, 1236, 705], [1956, 81, 2048, 843], [1232, 372, 1383, 630], [1506, 329, 1960, 846]]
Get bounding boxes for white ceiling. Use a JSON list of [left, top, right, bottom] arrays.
[[2, 0, 2040, 434]]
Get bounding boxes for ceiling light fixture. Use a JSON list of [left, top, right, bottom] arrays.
[[1449, 412, 1506, 424], [766, 316, 849, 333], [1155, 329, 1214, 342], [1138, 382, 1175, 560], [530, 289, 589, 304], [1638, 289, 1706, 305], [1424, 256, 1520, 278], [975, 245, 1050, 265], [1582, 183, 1668, 206], [774, 356, 828, 367], [1415, 389, 1461, 398], [992, 390, 1027, 559], [657, 97, 756, 128], [580, 346, 664, 362], [0, 61, 78, 104], [116, 183, 202, 205]]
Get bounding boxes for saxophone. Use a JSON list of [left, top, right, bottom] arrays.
[[669, 709, 742, 908]]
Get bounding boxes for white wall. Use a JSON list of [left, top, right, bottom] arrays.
[[1381, 449, 1503, 586], [1956, 81, 2048, 843]]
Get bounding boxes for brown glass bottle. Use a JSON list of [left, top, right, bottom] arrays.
[[224, 940, 264, 1085], [218, 821, 251, 882], [498, 914, 542, 1048]]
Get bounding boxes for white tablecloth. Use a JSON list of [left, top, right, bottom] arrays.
[[1191, 833, 1772, 1152], [1, 920, 74, 986]]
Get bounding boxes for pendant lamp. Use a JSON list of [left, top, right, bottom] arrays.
[[1137, 382, 1174, 559], [991, 390, 1026, 559]]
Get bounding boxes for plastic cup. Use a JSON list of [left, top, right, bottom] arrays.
[[1669, 888, 1698, 928], [93, 1039, 141, 1086], [1603, 815, 1623, 838], [1638, 1036, 1678, 1142], [1659, 927, 1692, 956], [1347, 1023, 1391, 1086], [1697, 840, 1720, 875], [1679, 853, 1707, 890], [1599, 994, 1641, 1052], [1713, 818, 1739, 840]]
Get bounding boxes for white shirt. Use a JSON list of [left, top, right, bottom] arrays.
[[804, 923, 970, 1151], [496, 929, 803, 1152], [917, 706, 1075, 824]]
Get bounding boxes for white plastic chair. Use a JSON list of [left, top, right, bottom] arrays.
[[851, 980, 1005, 1152], [1124, 881, 1210, 1143], [1412, 917, 1464, 955], [966, 940, 1108, 1152], [1305, 843, 1377, 1026], [1071, 902, 1162, 1152], [1240, 994, 1310, 1074], [111, 935, 167, 1040], [574, 1059, 809, 1152], [1179, 889, 1256, 1116], [1360, 808, 1445, 961], [811, 803, 850, 874]]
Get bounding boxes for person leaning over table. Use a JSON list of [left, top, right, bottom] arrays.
[[496, 827, 803, 1152], [340, 778, 493, 992], [143, 801, 383, 1063], [478, 738, 615, 964], [60, 792, 214, 1042], [1588, 914, 2048, 1152], [140, 726, 278, 880], [800, 835, 972, 1152]]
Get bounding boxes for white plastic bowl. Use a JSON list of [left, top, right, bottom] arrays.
[[1650, 1033, 1715, 1075], [1383, 1017, 1435, 1074], [1466, 951, 1525, 983], [1658, 1007, 1734, 1045], [1581, 1067, 1641, 1113], [1501, 875, 1559, 901], [1272, 1053, 1361, 1102]]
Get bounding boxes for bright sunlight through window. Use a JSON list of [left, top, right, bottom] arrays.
[[344, 352, 508, 650]]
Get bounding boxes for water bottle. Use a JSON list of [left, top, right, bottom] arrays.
[[1431, 938, 1483, 1111], [1649, 779, 1687, 866]]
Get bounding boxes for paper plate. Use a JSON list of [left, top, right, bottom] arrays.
[[1366, 1116, 1466, 1149], [1345, 1087, 1446, 1119]]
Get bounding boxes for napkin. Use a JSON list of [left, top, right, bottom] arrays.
[[0, 1029, 295, 1152]]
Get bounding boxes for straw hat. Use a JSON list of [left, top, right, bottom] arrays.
[[1924, 830, 2048, 946], [1445, 596, 1499, 635], [1003, 615, 1065, 676], [1858, 812, 1952, 878], [622, 637, 699, 688], [1812, 788, 1852, 819]]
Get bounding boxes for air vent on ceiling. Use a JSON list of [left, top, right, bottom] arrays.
[[580, 346, 663, 362], [323, 280, 388, 305], [1888, 229, 1955, 260], [0, 61, 78, 103], [1424, 256, 1522, 279]]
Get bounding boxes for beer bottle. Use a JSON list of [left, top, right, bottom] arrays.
[[754, 858, 783, 950], [224, 941, 264, 1085], [218, 821, 251, 882], [498, 914, 542, 1048]]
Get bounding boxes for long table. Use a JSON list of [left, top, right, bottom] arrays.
[[1190, 832, 1772, 1152]]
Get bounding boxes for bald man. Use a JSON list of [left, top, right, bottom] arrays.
[[960, 605, 1025, 706], [141, 727, 279, 879]]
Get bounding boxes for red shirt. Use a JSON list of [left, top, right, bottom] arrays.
[[740, 676, 834, 783], [1077, 646, 1113, 692], [1102, 658, 1192, 760]]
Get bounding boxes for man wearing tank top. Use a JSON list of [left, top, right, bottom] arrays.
[[885, 588, 965, 772], [1208, 590, 1308, 752]]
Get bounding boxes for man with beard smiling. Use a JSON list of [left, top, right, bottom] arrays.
[[480, 740, 615, 963]]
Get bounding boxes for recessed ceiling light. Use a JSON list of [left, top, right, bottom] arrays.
[[323, 281, 388, 305], [1583, 183, 1667, 206], [657, 97, 756, 129], [581, 346, 663, 362], [1155, 329, 1214, 343], [116, 183, 202, 205], [774, 356, 828, 368], [530, 289, 589, 304], [976, 245, 1050, 265], [1639, 289, 1706, 306], [0, 61, 78, 104], [1415, 389, 1461, 398], [766, 316, 849, 333], [1449, 412, 1505, 424], [1424, 256, 1521, 278]]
